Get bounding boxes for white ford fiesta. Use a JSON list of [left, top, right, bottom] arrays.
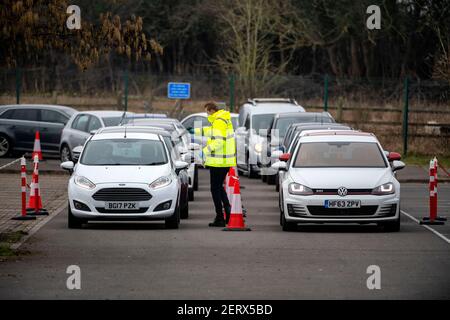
[[61, 128, 188, 229], [273, 131, 405, 232]]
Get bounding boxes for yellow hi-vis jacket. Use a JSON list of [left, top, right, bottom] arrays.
[[195, 110, 236, 167]]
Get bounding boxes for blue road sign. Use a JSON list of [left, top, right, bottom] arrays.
[[168, 82, 191, 99]]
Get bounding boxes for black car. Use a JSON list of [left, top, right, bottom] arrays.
[[0, 104, 77, 157]]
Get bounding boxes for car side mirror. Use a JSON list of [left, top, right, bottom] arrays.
[[235, 127, 247, 134], [392, 160, 405, 172], [271, 161, 287, 171], [175, 161, 189, 175], [72, 146, 83, 163], [60, 161, 74, 174], [388, 152, 402, 161], [279, 153, 291, 162]]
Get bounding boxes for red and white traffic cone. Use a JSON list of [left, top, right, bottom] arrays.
[[421, 157, 446, 225], [223, 176, 251, 231], [12, 157, 36, 221], [26, 155, 48, 216], [31, 131, 43, 161]]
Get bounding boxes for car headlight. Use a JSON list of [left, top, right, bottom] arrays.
[[372, 182, 395, 195], [74, 176, 96, 190], [288, 183, 313, 195], [150, 176, 172, 190], [254, 143, 262, 153]]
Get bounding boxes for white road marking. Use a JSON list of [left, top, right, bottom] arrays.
[[10, 201, 67, 250], [0, 157, 22, 170], [401, 210, 450, 245]]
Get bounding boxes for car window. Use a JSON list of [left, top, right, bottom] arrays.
[[102, 116, 122, 127], [244, 115, 250, 130], [87, 116, 102, 132], [40, 109, 68, 124], [293, 142, 387, 168], [7, 109, 39, 121], [81, 139, 168, 166], [71, 114, 90, 132], [252, 114, 274, 136], [0, 109, 15, 119]]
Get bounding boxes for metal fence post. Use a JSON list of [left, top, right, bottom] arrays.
[[16, 67, 21, 104], [229, 74, 235, 112], [324, 74, 329, 112], [123, 69, 128, 113], [402, 77, 409, 156]]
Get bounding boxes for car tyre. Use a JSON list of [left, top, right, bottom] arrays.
[[193, 165, 199, 191], [165, 200, 180, 229], [247, 155, 258, 179], [281, 213, 297, 231], [261, 173, 267, 182], [68, 201, 86, 229], [380, 216, 400, 232], [267, 174, 276, 185], [0, 134, 12, 158], [181, 200, 189, 219], [188, 187, 194, 201], [60, 144, 72, 162]]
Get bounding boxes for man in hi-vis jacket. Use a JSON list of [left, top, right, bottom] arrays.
[[195, 102, 236, 227]]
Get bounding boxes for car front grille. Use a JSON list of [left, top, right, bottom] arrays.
[[307, 205, 378, 216], [92, 188, 152, 201], [312, 189, 373, 195], [287, 204, 307, 217], [96, 207, 149, 214]]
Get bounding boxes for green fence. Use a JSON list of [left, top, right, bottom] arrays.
[[1, 67, 449, 156]]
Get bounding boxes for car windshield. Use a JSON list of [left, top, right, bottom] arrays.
[[231, 117, 238, 129], [81, 139, 168, 166], [102, 116, 123, 127], [252, 114, 275, 136], [275, 117, 333, 138], [293, 142, 387, 168]]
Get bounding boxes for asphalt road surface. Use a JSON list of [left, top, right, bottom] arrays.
[[0, 169, 449, 299]]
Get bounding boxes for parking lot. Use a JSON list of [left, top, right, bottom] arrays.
[[0, 166, 449, 299]]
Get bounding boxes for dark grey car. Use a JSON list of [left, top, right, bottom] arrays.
[[0, 104, 77, 157]]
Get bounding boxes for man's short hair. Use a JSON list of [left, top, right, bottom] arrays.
[[204, 102, 219, 113]]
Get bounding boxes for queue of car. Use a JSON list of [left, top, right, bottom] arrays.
[[232, 98, 405, 232]]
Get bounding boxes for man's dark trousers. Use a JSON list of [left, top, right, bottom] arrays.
[[209, 166, 231, 222]]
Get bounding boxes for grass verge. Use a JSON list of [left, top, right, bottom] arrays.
[[0, 231, 28, 257]]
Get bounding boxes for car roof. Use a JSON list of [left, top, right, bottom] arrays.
[[245, 104, 304, 115], [123, 113, 167, 119], [126, 120, 176, 129], [99, 125, 172, 136], [91, 131, 161, 141], [184, 112, 239, 118], [74, 111, 132, 117], [275, 111, 332, 119], [0, 104, 77, 114], [298, 131, 378, 143]]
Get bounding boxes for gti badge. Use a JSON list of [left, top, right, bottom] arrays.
[[338, 187, 348, 197]]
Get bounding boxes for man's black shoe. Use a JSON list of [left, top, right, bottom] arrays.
[[209, 220, 226, 227], [224, 205, 231, 224]]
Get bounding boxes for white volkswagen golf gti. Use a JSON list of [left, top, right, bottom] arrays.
[[61, 128, 188, 229], [273, 131, 405, 232]]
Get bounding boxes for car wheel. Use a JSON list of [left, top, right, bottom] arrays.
[[60, 144, 72, 162], [380, 216, 400, 232], [193, 165, 199, 191], [275, 178, 280, 192], [188, 187, 194, 201], [247, 155, 258, 179], [181, 200, 189, 219], [68, 201, 86, 229], [261, 172, 267, 182], [267, 174, 276, 185], [0, 134, 12, 158], [281, 213, 297, 231], [165, 200, 180, 229]]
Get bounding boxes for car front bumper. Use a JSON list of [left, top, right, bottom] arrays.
[[68, 180, 179, 220]]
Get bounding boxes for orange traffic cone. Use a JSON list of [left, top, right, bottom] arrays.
[[26, 155, 48, 216], [31, 131, 43, 161], [223, 177, 251, 231]]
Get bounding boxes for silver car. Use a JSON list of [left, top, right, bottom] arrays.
[[59, 111, 133, 162]]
